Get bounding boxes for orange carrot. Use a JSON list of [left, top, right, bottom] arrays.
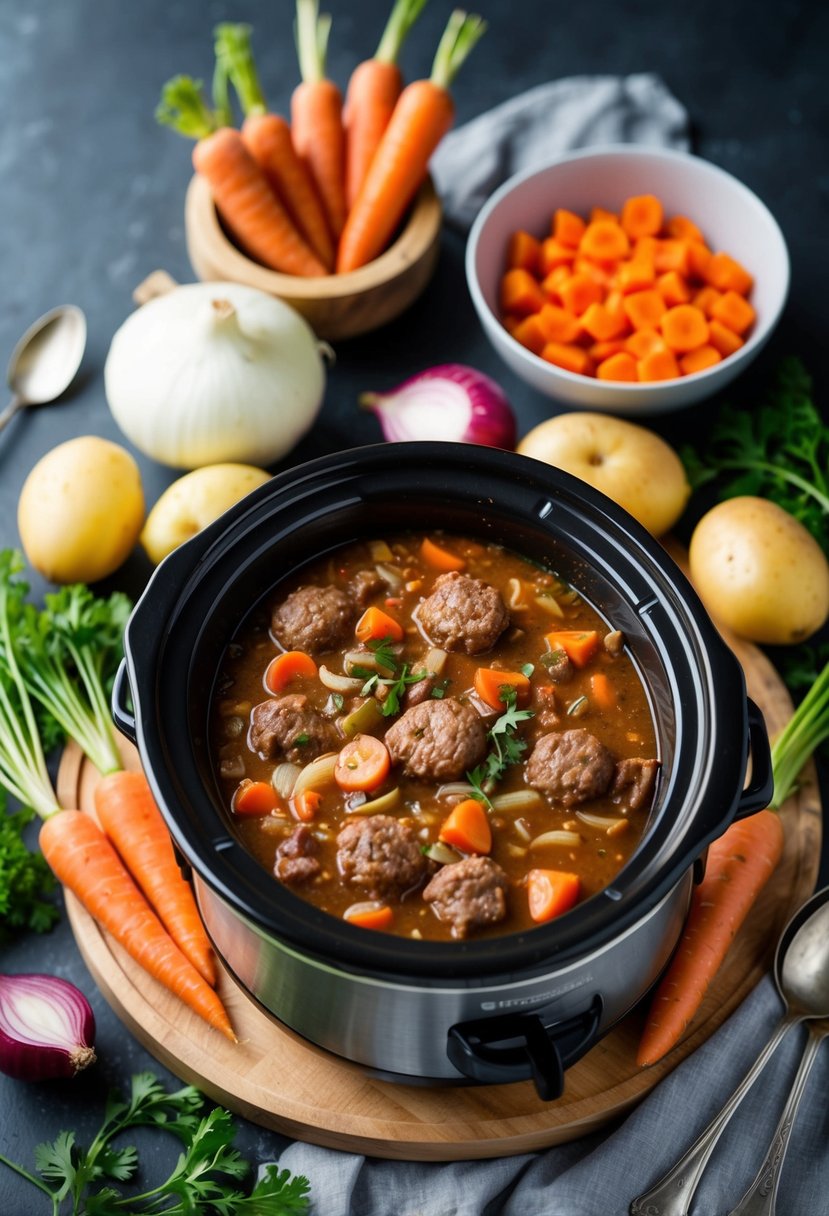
[[538, 303, 582, 345], [344, 902, 394, 930], [589, 340, 627, 363], [512, 314, 547, 355], [580, 220, 630, 262], [656, 270, 691, 307], [39, 810, 235, 1040], [334, 735, 391, 792], [580, 302, 627, 342], [625, 327, 667, 360], [589, 671, 617, 709], [95, 772, 217, 987], [596, 351, 638, 382], [541, 265, 573, 301], [545, 629, 600, 668], [539, 238, 577, 275], [553, 208, 586, 248], [474, 667, 532, 710], [693, 285, 723, 317], [616, 257, 656, 294], [527, 869, 580, 923], [623, 289, 667, 330], [660, 304, 709, 352], [653, 238, 691, 275], [507, 230, 541, 273], [638, 347, 680, 381], [590, 206, 619, 225], [541, 342, 592, 375], [420, 536, 466, 572], [637, 809, 784, 1066], [559, 274, 603, 316], [343, 0, 429, 208], [233, 779, 282, 817], [710, 290, 756, 335], [337, 10, 486, 272], [708, 318, 745, 357], [356, 605, 404, 643], [439, 798, 492, 855], [292, 789, 323, 822], [680, 345, 722, 375], [621, 194, 663, 239], [265, 650, 318, 694], [666, 214, 705, 243], [704, 251, 753, 295], [292, 0, 347, 241], [501, 268, 545, 316]]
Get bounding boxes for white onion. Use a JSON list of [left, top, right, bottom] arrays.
[[531, 830, 582, 848]]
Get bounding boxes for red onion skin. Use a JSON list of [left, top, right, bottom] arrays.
[[0, 973, 96, 1082], [361, 364, 516, 449]]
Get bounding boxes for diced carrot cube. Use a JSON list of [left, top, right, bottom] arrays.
[[604, 288, 628, 322], [656, 271, 691, 306], [539, 238, 576, 276], [553, 208, 587, 248], [634, 236, 658, 261], [580, 220, 630, 261], [693, 286, 723, 317], [540, 265, 572, 301], [623, 289, 667, 330], [512, 314, 547, 354], [704, 251, 753, 295], [597, 351, 638, 381], [617, 257, 656, 294], [507, 230, 542, 273], [621, 194, 664, 239], [502, 314, 522, 336], [590, 206, 619, 225], [501, 268, 545, 316], [626, 327, 667, 360], [574, 257, 614, 288], [638, 348, 680, 381], [653, 239, 691, 275], [538, 303, 582, 344], [666, 215, 705, 243], [679, 345, 722, 375], [708, 319, 745, 357], [581, 302, 627, 342], [540, 342, 592, 375], [590, 339, 627, 362], [686, 242, 712, 281], [710, 290, 756, 335], [559, 273, 603, 316], [660, 304, 709, 353]]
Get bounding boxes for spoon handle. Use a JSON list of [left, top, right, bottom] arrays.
[[630, 1016, 797, 1216], [726, 1023, 828, 1216], [0, 395, 23, 433]]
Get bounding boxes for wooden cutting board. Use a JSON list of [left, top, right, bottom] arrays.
[[57, 636, 821, 1161]]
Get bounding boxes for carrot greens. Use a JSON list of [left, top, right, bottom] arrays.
[[771, 657, 829, 808]]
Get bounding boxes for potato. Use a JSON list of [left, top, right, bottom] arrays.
[[18, 437, 144, 583], [689, 497, 829, 644], [141, 463, 271, 565], [516, 413, 690, 536]]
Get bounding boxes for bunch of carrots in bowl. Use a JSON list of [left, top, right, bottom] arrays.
[[158, 1, 485, 337]]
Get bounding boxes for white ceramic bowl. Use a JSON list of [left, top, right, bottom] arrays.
[[465, 146, 790, 415]]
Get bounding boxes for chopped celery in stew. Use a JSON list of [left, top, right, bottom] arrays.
[[210, 534, 660, 940]]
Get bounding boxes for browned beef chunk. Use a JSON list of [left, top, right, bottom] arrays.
[[611, 757, 660, 811], [249, 694, 338, 763], [423, 856, 509, 939], [275, 826, 320, 884], [336, 815, 426, 898], [418, 571, 509, 655], [271, 585, 354, 654], [541, 648, 573, 683], [385, 697, 487, 782], [525, 729, 615, 806], [351, 569, 386, 607]]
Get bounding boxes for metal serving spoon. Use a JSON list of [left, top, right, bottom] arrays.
[[0, 305, 87, 433], [631, 885, 829, 1216]]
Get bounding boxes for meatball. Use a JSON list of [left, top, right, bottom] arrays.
[[249, 694, 338, 763], [525, 729, 615, 806], [417, 571, 509, 655], [275, 826, 320, 884], [385, 697, 487, 782], [336, 815, 426, 898], [351, 569, 386, 606], [271, 585, 354, 655], [423, 856, 509, 939], [611, 757, 660, 811]]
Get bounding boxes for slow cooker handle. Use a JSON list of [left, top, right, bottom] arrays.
[[111, 659, 137, 744], [446, 998, 602, 1100], [734, 697, 774, 820]]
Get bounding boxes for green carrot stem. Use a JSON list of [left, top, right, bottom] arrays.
[[375, 0, 430, 63], [295, 0, 332, 85], [213, 22, 268, 116], [431, 9, 486, 91]]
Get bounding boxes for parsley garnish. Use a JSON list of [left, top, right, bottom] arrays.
[[293, 732, 311, 746], [467, 687, 534, 808], [0, 793, 58, 938], [331, 693, 345, 711], [353, 637, 425, 717], [366, 636, 399, 673], [0, 1071, 311, 1214]]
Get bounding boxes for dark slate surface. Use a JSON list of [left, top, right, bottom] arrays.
[[1, 0, 827, 1208]]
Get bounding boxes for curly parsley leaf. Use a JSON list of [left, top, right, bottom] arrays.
[[0, 795, 58, 937], [467, 686, 534, 807]]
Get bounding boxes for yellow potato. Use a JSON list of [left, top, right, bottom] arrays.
[[516, 413, 690, 536], [141, 463, 271, 565], [18, 437, 144, 584], [689, 497, 829, 644]]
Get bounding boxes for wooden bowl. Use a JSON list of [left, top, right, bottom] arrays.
[[184, 174, 443, 342]]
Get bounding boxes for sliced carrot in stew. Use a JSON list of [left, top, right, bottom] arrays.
[[234, 780, 281, 817], [344, 903, 394, 930], [544, 630, 600, 669], [474, 666, 532, 710], [590, 671, 617, 710], [527, 869, 581, 923], [439, 798, 492, 855], [420, 536, 466, 572], [334, 734, 391, 792], [355, 605, 404, 643], [264, 650, 318, 694], [292, 789, 322, 822]]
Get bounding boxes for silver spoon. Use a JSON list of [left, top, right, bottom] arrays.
[[631, 885, 829, 1216], [0, 305, 87, 433]]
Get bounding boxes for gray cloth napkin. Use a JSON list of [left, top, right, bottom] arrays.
[[431, 73, 691, 231]]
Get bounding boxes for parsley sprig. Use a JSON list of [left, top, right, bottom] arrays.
[[0, 791, 58, 938], [352, 637, 426, 718], [0, 1072, 310, 1215], [467, 686, 534, 808]]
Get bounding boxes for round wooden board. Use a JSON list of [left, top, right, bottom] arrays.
[[57, 634, 821, 1161]]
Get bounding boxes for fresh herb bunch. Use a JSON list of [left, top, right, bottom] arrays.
[[0, 791, 58, 937], [681, 357, 829, 553], [0, 1072, 310, 1215], [467, 685, 535, 808], [353, 637, 426, 718], [771, 656, 829, 808]]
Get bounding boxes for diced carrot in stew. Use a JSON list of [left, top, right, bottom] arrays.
[[590, 671, 617, 709], [540, 342, 592, 375], [264, 650, 318, 694], [704, 251, 753, 295], [679, 345, 722, 375], [553, 208, 587, 247], [344, 903, 394, 930], [656, 271, 691, 306], [661, 304, 709, 352], [539, 237, 577, 276], [666, 214, 705, 243], [420, 536, 466, 572], [538, 303, 582, 344], [653, 239, 691, 275], [500, 268, 545, 315], [512, 314, 547, 355], [559, 274, 603, 316], [580, 220, 630, 262], [527, 869, 581, 923], [580, 302, 627, 342], [638, 347, 680, 381], [233, 780, 282, 817], [356, 605, 405, 642], [596, 351, 638, 382], [507, 230, 541, 273], [710, 290, 756, 335], [692, 286, 722, 317], [621, 194, 663, 239], [334, 735, 391, 792], [439, 799, 492, 855], [292, 789, 322, 822], [474, 666, 532, 710], [545, 629, 600, 668], [623, 289, 667, 330], [625, 327, 667, 360], [708, 319, 745, 357]]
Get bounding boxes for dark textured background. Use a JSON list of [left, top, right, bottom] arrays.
[[1, 0, 827, 1209]]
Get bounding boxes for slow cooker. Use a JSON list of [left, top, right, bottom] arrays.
[[113, 443, 772, 1099]]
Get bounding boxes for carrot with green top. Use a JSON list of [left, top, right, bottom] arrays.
[[291, 0, 347, 241], [338, 9, 486, 273], [344, 0, 430, 208]]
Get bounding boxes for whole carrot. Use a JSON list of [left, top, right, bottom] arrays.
[[157, 75, 326, 277], [214, 23, 335, 270], [291, 0, 347, 241], [343, 0, 429, 209], [39, 810, 236, 1041], [95, 770, 217, 987], [636, 808, 784, 1067], [338, 9, 486, 273]]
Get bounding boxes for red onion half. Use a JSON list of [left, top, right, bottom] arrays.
[[360, 364, 516, 449], [0, 973, 96, 1081]]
